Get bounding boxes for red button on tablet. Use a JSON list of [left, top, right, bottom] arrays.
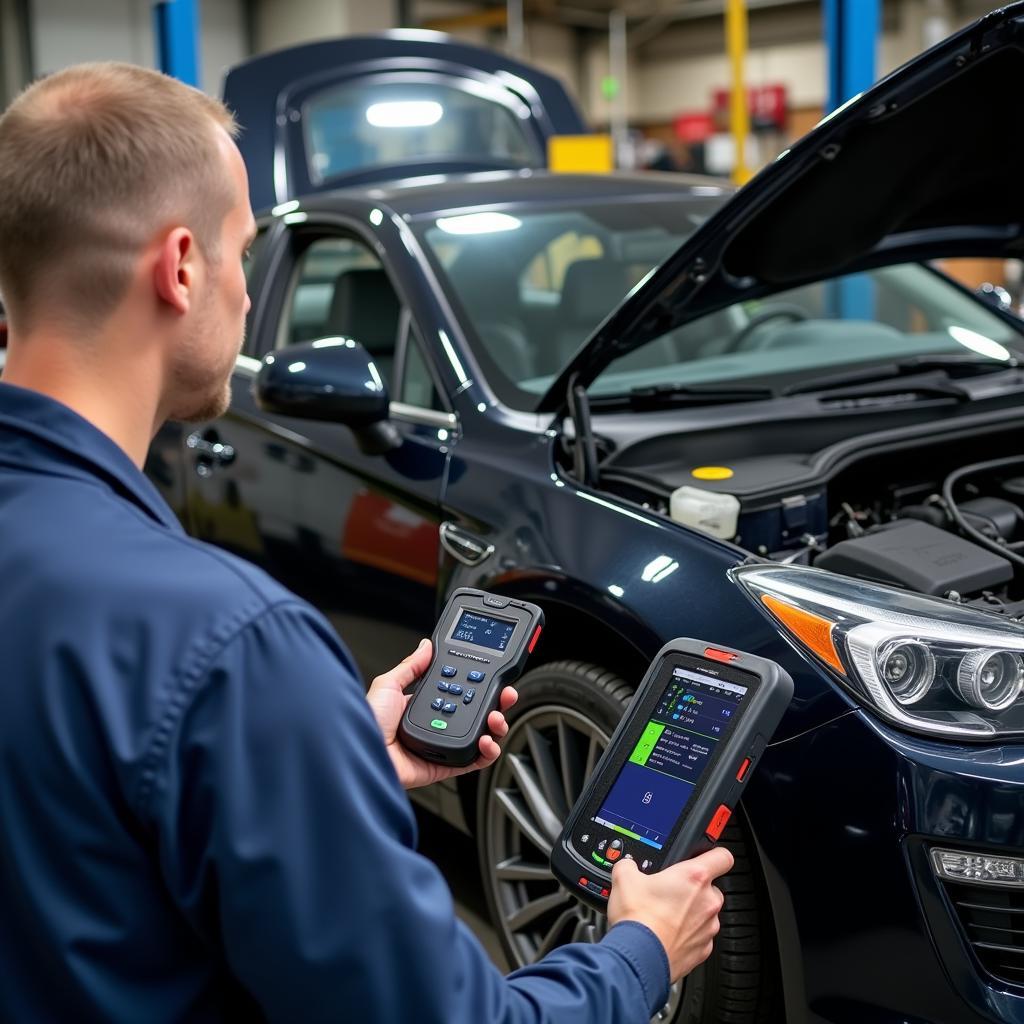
[[705, 804, 732, 841], [600, 888, 610, 899], [606, 848, 621, 862], [704, 647, 737, 663], [736, 757, 752, 782], [579, 877, 589, 887]]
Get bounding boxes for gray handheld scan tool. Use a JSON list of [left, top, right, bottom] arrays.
[[398, 588, 544, 767], [550, 639, 793, 912]]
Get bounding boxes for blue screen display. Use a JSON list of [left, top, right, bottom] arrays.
[[451, 610, 515, 652], [593, 667, 748, 849]]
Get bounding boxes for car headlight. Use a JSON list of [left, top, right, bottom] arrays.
[[729, 562, 1024, 739]]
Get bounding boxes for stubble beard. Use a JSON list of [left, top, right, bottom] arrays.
[[166, 300, 244, 424]]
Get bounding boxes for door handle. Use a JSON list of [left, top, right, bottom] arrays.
[[440, 521, 494, 567], [187, 431, 236, 477]]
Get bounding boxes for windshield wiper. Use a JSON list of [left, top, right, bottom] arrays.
[[780, 354, 1018, 397], [591, 382, 776, 411]]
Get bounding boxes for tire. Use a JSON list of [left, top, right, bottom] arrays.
[[475, 660, 779, 1024]]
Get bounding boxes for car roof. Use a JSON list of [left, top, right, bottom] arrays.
[[289, 169, 732, 219]]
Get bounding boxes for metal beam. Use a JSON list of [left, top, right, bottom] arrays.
[[824, 0, 879, 112], [823, 0, 879, 319], [154, 0, 199, 87]]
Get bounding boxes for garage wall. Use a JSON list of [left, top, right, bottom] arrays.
[[30, 0, 247, 94], [254, 0, 395, 53]]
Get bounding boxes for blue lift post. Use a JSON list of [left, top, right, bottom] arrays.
[[823, 0, 879, 321], [154, 0, 200, 88]]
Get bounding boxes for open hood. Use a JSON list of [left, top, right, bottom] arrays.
[[537, 2, 1024, 413], [223, 31, 586, 212]]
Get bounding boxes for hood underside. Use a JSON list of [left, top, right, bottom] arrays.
[[538, 2, 1024, 412]]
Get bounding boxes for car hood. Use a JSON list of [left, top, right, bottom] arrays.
[[537, 2, 1024, 413], [223, 31, 586, 212]]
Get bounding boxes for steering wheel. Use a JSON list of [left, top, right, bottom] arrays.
[[725, 304, 809, 353]]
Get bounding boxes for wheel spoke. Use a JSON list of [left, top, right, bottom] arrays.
[[556, 717, 584, 806], [506, 752, 563, 845], [495, 787, 553, 855], [584, 733, 601, 780], [571, 918, 599, 945], [525, 725, 570, 821], [535, 907, 579, 959], [495, 856, 553, 882], [506, 889, 572, 934]]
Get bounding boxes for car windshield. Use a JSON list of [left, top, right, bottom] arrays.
[[417, 194, 723, 408], [417, 196, 1024, 411]]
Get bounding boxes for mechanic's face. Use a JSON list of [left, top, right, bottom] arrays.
[[167, 130, 255, 423]]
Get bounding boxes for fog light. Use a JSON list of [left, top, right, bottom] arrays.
[[931, 847, 1024, 888]]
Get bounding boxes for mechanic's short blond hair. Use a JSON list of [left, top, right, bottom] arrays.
[[0, 62, 237, 331]]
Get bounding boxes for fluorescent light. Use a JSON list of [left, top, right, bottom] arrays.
[[948, 325, 1012, 361], [435, 212, 522, 235], [366, 101, 443, 128]]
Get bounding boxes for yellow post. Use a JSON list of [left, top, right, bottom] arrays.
[[726, 0, 752, 186]]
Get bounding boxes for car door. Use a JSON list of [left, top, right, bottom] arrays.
[[180, 219, 455, 684]]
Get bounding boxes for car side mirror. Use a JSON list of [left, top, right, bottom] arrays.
[[255, 337, 401, 455]]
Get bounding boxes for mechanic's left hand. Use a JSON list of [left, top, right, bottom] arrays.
[[367, 638, 518, 789]]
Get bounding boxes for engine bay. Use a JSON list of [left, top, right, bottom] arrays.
[[596, 413, 1024, 618]]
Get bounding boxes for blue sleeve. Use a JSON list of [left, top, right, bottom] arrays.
[[147, 601, 669, 1024]]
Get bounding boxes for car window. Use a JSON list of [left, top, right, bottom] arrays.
[[520, 231, 603, 305], [590, 263, 1024, 397], [417, 199, 719, 408], [304, 76, 538, 184], [399, 329, 445, 412], [277, 235, 401, 387]]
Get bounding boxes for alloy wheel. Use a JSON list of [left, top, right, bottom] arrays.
[[483, 703, 683, 1021]]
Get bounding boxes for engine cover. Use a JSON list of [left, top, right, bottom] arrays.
[[813, 520, 1013, 597]]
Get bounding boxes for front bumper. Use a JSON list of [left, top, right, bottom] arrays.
[[746, 708, 1024, 1024]]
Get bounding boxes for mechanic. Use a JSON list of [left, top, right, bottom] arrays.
[[0, 63, 732, 1023]]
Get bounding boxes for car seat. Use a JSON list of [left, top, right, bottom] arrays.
[[325, 268, 401, 386]]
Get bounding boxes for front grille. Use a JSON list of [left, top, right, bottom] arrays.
[[945, 880, 1024, 987]]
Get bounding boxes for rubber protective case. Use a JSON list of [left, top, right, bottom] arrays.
[[550, 638, 793, 912], [398, 588, 543, 767]]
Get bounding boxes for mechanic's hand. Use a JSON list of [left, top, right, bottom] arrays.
[[366, 638, 518, 789], [607, 847, 734, 983]]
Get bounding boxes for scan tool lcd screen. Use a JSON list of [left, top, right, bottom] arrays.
[[592, 665, 750, 850], [450, 610, 515, 652]]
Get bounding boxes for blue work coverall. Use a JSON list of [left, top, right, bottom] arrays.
[[0, 381, 670, 1023]]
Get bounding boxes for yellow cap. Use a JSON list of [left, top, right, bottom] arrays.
[[691, 466, 734, 481]]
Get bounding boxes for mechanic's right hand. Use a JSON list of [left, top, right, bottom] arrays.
[[607, 846, 734, 983]]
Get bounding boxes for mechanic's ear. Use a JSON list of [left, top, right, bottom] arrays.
[[153, 228, 196, 315]]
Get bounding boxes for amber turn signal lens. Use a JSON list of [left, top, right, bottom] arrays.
[[760, 594, 846, 675]]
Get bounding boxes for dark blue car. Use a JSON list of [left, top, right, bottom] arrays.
[[145, 12, 1024, 1023]]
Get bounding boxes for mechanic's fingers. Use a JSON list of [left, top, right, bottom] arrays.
[[498, 686, 518, 713], [476, 734, 501, 765], [688, 845, 735, 881], [486, 709, 510, 739]]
